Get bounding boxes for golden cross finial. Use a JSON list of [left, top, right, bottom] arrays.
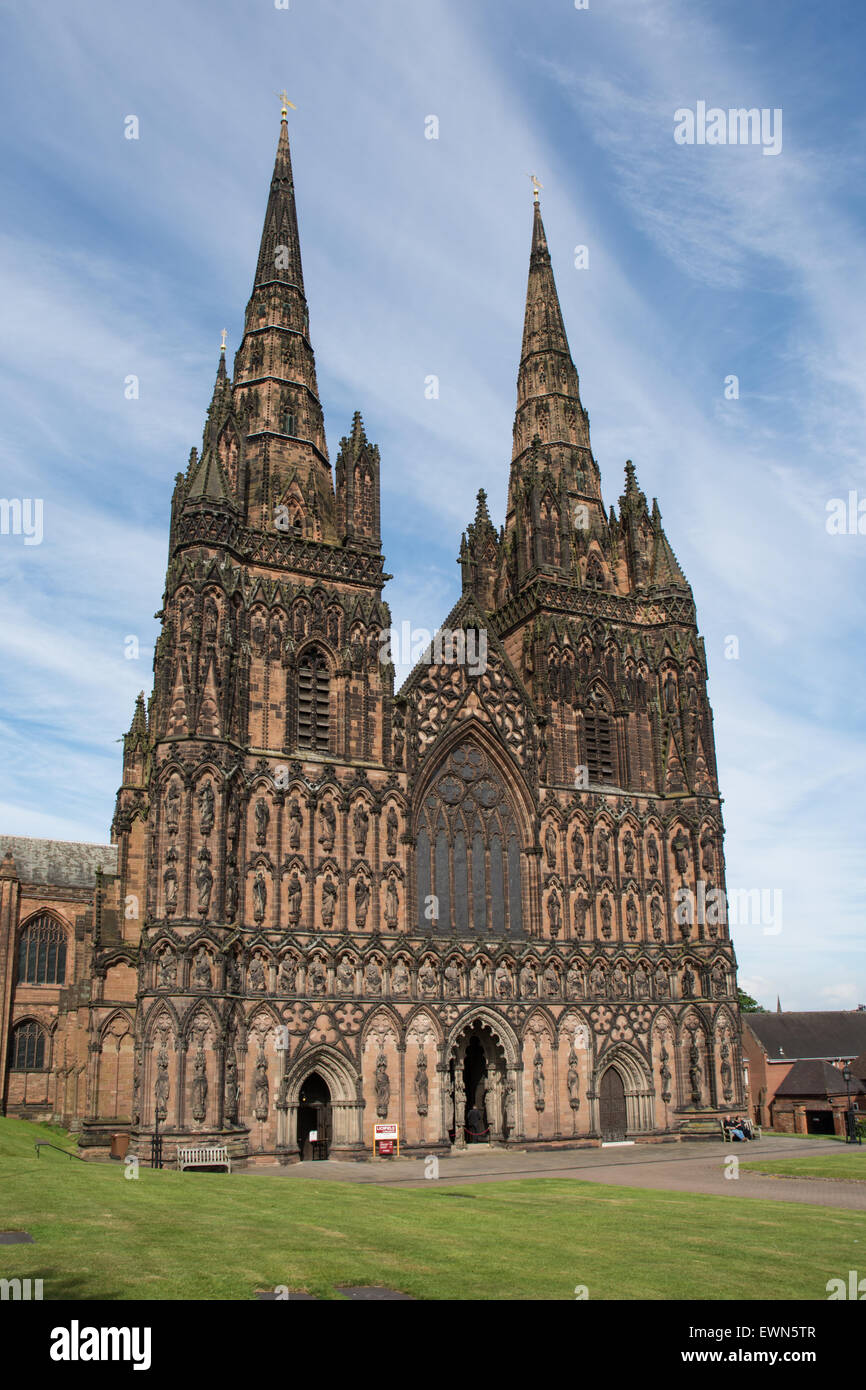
[[276, 90, 296, 119], [220, 329, 227, 352], [527, 172, 543, 202]]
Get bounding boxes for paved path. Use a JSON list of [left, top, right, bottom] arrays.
[[238, 1137, 866, 1210]]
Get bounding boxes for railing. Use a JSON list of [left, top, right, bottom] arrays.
[[34, 1141, 85, 1162]]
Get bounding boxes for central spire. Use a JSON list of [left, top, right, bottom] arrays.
[[253, 111, 305, 296]]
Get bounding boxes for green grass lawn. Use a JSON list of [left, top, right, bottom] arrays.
[[1, 1117, 862, 1300], [743, 1149, 866, 1183]]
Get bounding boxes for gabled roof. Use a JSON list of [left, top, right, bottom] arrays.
[[774, 1059, 866, 1099], [745, 1011, 866, 1061], [0, 835, 117, 888]]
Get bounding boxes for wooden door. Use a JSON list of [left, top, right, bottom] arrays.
[[599, 1068, 627, 1141]]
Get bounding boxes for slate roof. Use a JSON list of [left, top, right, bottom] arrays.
[[774, 1059, 866, 1099], [745, 1011, 866, 1061], [0, 835, 116, 888]]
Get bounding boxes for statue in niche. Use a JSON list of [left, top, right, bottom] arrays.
[[249, 955, 267, 991], [224, 1050, 239, 1125], [573, 892, 588, 938], [414, 1053, 429, 1116], [469, 960, 486, 997], [681, 964, 696, 999], [650, 897, 663, 939], [548, 660, 560, 702], [504, 1077, 516, 1133], [544, 823, 557, 869], [204, 596, 218, 642], [365, 960, 382, 995], [596, 825, 610, 873], [612, 963, 628, 997], [659, 1045, 672, 1102], [647, 836, 659, 877], [269, 616, 282, 660], [355, 877, 371, 929], [589, 962, 605, 996], [533, 1051, 545, 1112], [158, 952, 176, 988], [253, 868, 267, 923], [392, 713, 405, 769], [688, 1038, 702, 1105], [419, 961, 437, 994], [600, 898, 612, 938], [663, 670, 678, 714], [537, 730, 548, 784], [700, 829, 716, 876], [391, 959, 409, 993], [519, 961, 536, 998], [352, 802, 369, 856], [319, 801, 336, 853], [384, 878, 399, 928], [254, 1052, 270, 1121], [163, 866, 178, 914], [672, 829, 691, 877], [570, 828, 584, 872], [454, 1072, 466, 1133], [622, 831, 636, 875], [288, 798, 303, 850], [196, 849, 213, 914], [336, 957, 355, 992], [286, 870, 303, 927], [191, 1047, 208, 1123], [198, 780, 215, 836], [495, 964, 512, 999], [386, 806, 399, 859], [547, 890, 561, 938], [444, 960, 461, 996], [567, 1047, 581, 1110], [255, 797, 270, 848], [634, 962, 649, 998], [278, 956, 296, 991], [154, 1046, 170, 1122], [566, 962, 584, 997], [227, 954, 242, 993], [543, 963, 559, 997], [654, 960, 670, 997], [711, 962, 726, 998], [320, 873, 338, 927], [626, 897, 638, 939], [720, 1040, 733, 1102], [375, 1052, 390, 1118], [165, 781, 181, 836], [193, 947, 212, 989], [308, 959, 327, 995]]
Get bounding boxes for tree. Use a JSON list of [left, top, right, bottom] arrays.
[[737, 989, 766, 1013]]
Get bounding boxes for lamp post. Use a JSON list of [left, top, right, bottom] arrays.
[[842, 1065, 859, 1145]]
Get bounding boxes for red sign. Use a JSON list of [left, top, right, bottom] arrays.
[[378, 1140, 394, 1156]]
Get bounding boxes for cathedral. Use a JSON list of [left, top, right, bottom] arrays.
[[0, 111, 743, 1161]]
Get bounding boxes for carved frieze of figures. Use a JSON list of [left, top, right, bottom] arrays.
[[419, 961, 437, 994], [375, 1051, 390, 1117], [352, 802, 370, 856], [158, 951, 176, 988], [255, 796, 270, 847], [288, 798, 303, 850], [544, 823, 557, 869], [589, 962, 605, 996], [671, 829, 691, 877], [391, 959, 410, 994], [566, 962, 584, 997], [654, 960, 670, 997], [543, 963, 559, 997], [612, 963, 628, 997], [278, 955, 296, 992], [254, 1051, 269, 1121], [494, 964, 512, 998], [198, 779, 214, 836], [634, 962, 649, 998], [384, 878, 399, 927], [308, 958, 327, 995], [386, 806, 399, 859], [320, 873, 338, 927], [249, 955, 267, 992], [193, 946, 212, 989], [335, 956, 355, 992], [681, 963, 696, 999], [355, 877, 371, 929], [414, 1053, 429, 1116], [253, 867, 268, 923], [470, 959, 486, 997], [191, 1044, 208, 1123], [519, 961, 536, 998], [365, 960, 382, 995], [318, 801, 336, 853], [711, 962, 726, 998], [443, 960, 460, 996], [195, 847, 213, 914], [533, 1049, 545, 1112]]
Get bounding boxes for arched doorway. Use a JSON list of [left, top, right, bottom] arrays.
[[599, 1067, 627, 1142], [297, 1071, 332, 1160], [447, 1018, 510, 1146]]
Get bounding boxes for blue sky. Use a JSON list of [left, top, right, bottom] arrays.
[[1, 0, 864, 1009]]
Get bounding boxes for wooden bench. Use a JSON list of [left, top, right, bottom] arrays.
[[720, 1120, 761, 1143], [177, 1144, 231, 1173]]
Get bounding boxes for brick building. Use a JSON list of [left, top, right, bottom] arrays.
[[0, 113, 743, 1160], [742, 1010, 866, 1133]]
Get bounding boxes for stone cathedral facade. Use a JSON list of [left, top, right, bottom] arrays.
[[0, 117, 743, 1160]]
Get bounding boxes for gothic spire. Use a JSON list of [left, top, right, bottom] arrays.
[[253, 112, 305, 295]]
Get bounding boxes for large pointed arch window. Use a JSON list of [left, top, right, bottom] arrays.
[[414, 741, 523, 936], [12, 1020, 47, 1070], [18, 914, 67, 985], [297, 647, 330, 751]]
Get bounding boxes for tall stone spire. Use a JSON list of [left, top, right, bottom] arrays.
[[253, 112, 305, 296]]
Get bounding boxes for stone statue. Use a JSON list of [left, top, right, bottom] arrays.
[[365, 960, 382, 995], [519, 962, 536, 998], [391, 959, 409, 993], [596, 825, 610, 873], [384, 878, 399, 927], [197, 780, 215, 836], [254, 1052, 269, 1121], [681, 964, 696, 998], [444, 960, 461, 995], [288, 798, 302, 850], [495, 964, 511, 998], [547, 890, 561, 937], [225, 856, 239, 923], [544, 823, 557, 869], [318, 801, 336, 853], [650, 896, 663, 939], [352, 802, 369, 856], [634, 962, 649, 998], [567, 1047, 580, 1110], [663, 670, 678, 714], [589, 962, 605, 995], [165, 781, 181, 835], [158, 952, 176, 988], [600, 898, 612, 937], [626, 896, 638, 938], [672, 829, 691, 877], [278, 956, 295, 991], [354, 877, 371, 929], [163, 867, 178, 913], [654, 960, 670, 996], [622, 831, 635, 874], [193, 946, 212, 989], [566, 963, 583, 997], [419, 961, 437, 993], [386, 806, 399, 858], [711, 962, 726, 998], [700, 829, 716, 876], [224, 1050, 238, 1125], [504, 1077, 516, 1132], [195, 851, 213, 914], [154, 1047, 170, 1122], [249, 955, 266, 991], [533, 1050, 545, 1111], [286, 870, 303, 926], [659, 1045, 672, 1101], [191, 1047, 208, 1123], [309, 958, 327, 995], [570, 827, 584, 871], [688, 1038, 702, 1105], [647, 836, 659, 877], [543, 963, 559, 997], [573, 892, 588, 938], [612, 963, 628, 997], [321, 873, 338, 927], [469, 960, 486, 997], [253, 867, 267, 923], [720, 1042, 733, 1102], [414, 1053, 429, 1116], [375, 1051, 390, 1118], [255, 796, 270, 847], [336, 957, 354, 992]]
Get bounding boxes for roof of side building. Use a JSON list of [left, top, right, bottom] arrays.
[[0, 835, 117, 889]]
